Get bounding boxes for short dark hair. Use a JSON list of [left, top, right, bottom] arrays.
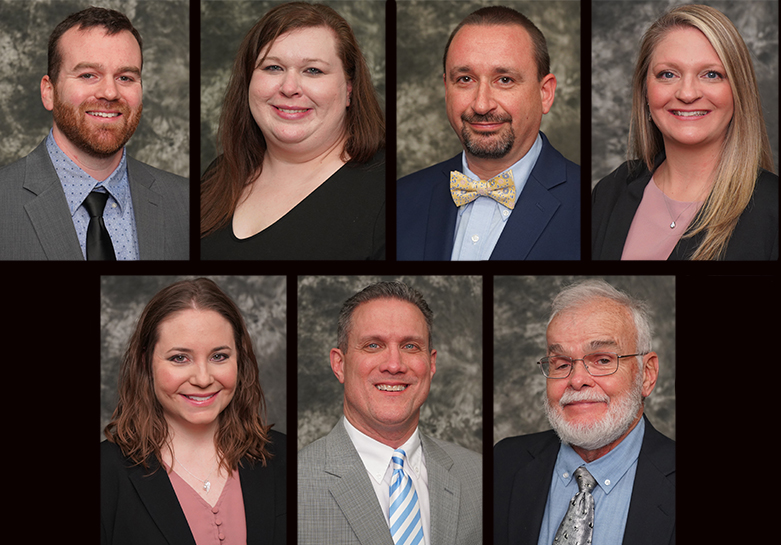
[[48, 6, 143, 83], [337, 281, 434, 352], [442, 5, 550, 81]]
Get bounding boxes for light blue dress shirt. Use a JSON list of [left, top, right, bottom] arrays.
[[537, 417, 645, 545], [46, 130, 139, 260], [450, 132, 542, 260]]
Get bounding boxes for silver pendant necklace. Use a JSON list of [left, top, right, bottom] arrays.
[[660, 181, 697, 229], [173, 454, 217, 494]]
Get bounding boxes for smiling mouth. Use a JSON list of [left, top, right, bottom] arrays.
[[183, 393, 217, 402], [376, 384, 407, 392], [670, 110, 708, 117], [275, 106, 309, 113]]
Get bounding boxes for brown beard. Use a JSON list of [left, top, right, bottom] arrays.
[[51, 88, 142, 158]]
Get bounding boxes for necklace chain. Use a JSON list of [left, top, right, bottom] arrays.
[[173, 453, 218, 494]]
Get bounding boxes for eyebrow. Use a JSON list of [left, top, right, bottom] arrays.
[[165, 345, 233, 353], [71, 62, 141, 76], [262, 55, 331, 66], [547, 339, 620, 354], [448, 65, 524, 80]]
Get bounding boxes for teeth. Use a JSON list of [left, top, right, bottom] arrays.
[[672, 110, 707, 117], [278, 107, 307, 113], [186, 394, 215, 401], [89, 111, 119, 118], [376, 384, 406, 392]]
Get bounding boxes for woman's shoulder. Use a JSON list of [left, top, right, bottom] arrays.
[[595, 159, 648, 189], [755, 169, 779, 197]]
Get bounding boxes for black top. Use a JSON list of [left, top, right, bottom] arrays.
[[592, 157, 779, 260], [101, 429, 287, 545], [201, 151, 385, 260]]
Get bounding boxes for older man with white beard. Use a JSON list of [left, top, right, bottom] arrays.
[[494, 279, 675, 545]]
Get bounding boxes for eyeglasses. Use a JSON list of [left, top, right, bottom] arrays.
[[537, 352, 646, 379]]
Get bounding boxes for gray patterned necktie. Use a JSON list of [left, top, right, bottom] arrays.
[[553, 466, 596, 545]]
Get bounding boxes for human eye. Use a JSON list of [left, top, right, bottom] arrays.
[[78, 72, 97, 80], [656, 70, 676, 80], [262, 64, 283, 72], [548, 356, 571, 372], [455, 75, 473, 84], [168, 354, 189, 364], [703, 70, 724, 80], [588, 353, 617, 367], [304, 67, 324, 75], [211, 352, 231, 363], [497, 76, 515, 85]]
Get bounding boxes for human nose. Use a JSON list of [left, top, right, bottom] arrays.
[[472, 80, 497, 114], [279, 71, 301, 97], [96, 77, 120, 101], [189, 361, 214, 388], [567, 359, 595, 389], [675, 74, 702, 103], [379, 345, 406, 374]]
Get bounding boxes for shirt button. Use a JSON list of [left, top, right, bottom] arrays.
[[112, 203, 117, 208], [563, 472, 569, 479], [604, 479, 611, 486], [471, 234, 479, 243], [502, 209, 509, 217], [212, 506, 219, 514]]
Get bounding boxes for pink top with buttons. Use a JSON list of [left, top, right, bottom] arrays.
[[168, 468, 247, 545]]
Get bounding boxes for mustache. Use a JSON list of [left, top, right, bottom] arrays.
[[461, 112, 512, 124], [80, 99, 131, 114], [559, 389, 610, 406]]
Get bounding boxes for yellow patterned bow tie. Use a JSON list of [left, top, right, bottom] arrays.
[[449, 170, 516, 209]]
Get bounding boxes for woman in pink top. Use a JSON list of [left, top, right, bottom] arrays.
[[101, 278, 286, 545], [592, 4, 777, 260]]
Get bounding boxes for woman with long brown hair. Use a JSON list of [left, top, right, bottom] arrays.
[[592, 4, 777, 260], [200, 2, 385, 260], [101, 278, 285, 544]]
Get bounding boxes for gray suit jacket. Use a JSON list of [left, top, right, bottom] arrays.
[[298, 417, 482, 544], [0, 139, 189, 260]]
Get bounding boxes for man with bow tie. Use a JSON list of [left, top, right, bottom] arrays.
[[396, 6, 579, 261]]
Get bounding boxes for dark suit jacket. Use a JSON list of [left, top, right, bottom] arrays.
[[100, 430, 286, 545], [396, 132, 580, 260], [297, 418, 482, 545], [0, 139, 189, 260], [494, 416, 675, 545], [592, 157, 779, 260]]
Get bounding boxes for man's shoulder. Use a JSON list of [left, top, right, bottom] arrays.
[[426, 434, 482, 464], [397, 154, 461, 193], [0, 140, 51, 184], [127, 156, 189, 192], [494, 429, 558, 461]]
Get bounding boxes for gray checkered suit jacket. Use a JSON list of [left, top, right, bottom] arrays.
[[298, 417, 482, 544]]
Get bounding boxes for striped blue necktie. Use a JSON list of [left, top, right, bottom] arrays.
[[389, 449, 424, 545]]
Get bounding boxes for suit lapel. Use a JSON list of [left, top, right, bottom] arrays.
[[240, 460, 278, 545], [622, 418, 675, 545], [324, 422, 394, 545], [491, 135, 565, 260], [507, 434, 559, 545], [421, 435, 461, 545], [127, 463, 196, 545], [127, 158, 165, 260], [22, 141, 83, 259], [423, 156, 461, 260]]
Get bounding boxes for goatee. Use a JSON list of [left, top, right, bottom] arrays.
[[51, 90, 142, 158], [460, 112, 514, 159]]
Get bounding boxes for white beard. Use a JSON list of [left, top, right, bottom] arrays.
[[544, 370, 644, 451]]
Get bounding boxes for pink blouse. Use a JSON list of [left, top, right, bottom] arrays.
[[168, 467, 247, 545], [622, 176, 703, 260]]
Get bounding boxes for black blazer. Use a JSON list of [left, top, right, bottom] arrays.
[[592, 157, 779, 260], [494, 416, 675, 545], [101, 430, 286, 545]]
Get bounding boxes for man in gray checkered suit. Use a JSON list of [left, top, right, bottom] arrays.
[[298, 281, 482, 544]]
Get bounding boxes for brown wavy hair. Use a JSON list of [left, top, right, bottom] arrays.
[[201, 2, 385, 237], [104, 278, 273, 474]]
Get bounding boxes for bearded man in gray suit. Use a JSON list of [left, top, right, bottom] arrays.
[[298, 281, 482, 545], [0, 7, 188, 260]]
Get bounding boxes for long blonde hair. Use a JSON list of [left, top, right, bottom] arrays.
[[628, 4, 773, 260]]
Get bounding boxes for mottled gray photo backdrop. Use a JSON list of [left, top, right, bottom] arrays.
[[200, 0, 386, 176], [396, 0, 581, 178], [0, 0, 189, 176], [591, 0, 779, 185], [100, 276, 287, 441], [494, 275, 675, 445], [298, 275, 483, 453]]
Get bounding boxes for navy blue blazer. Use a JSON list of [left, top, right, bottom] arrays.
[[494, 416, 675, 545], [100, 430, 286, 545], [396, 132, 580, 260]]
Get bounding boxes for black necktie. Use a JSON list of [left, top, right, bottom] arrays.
[[83, 191, 116, 260], [553, 466, 596, 544]]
